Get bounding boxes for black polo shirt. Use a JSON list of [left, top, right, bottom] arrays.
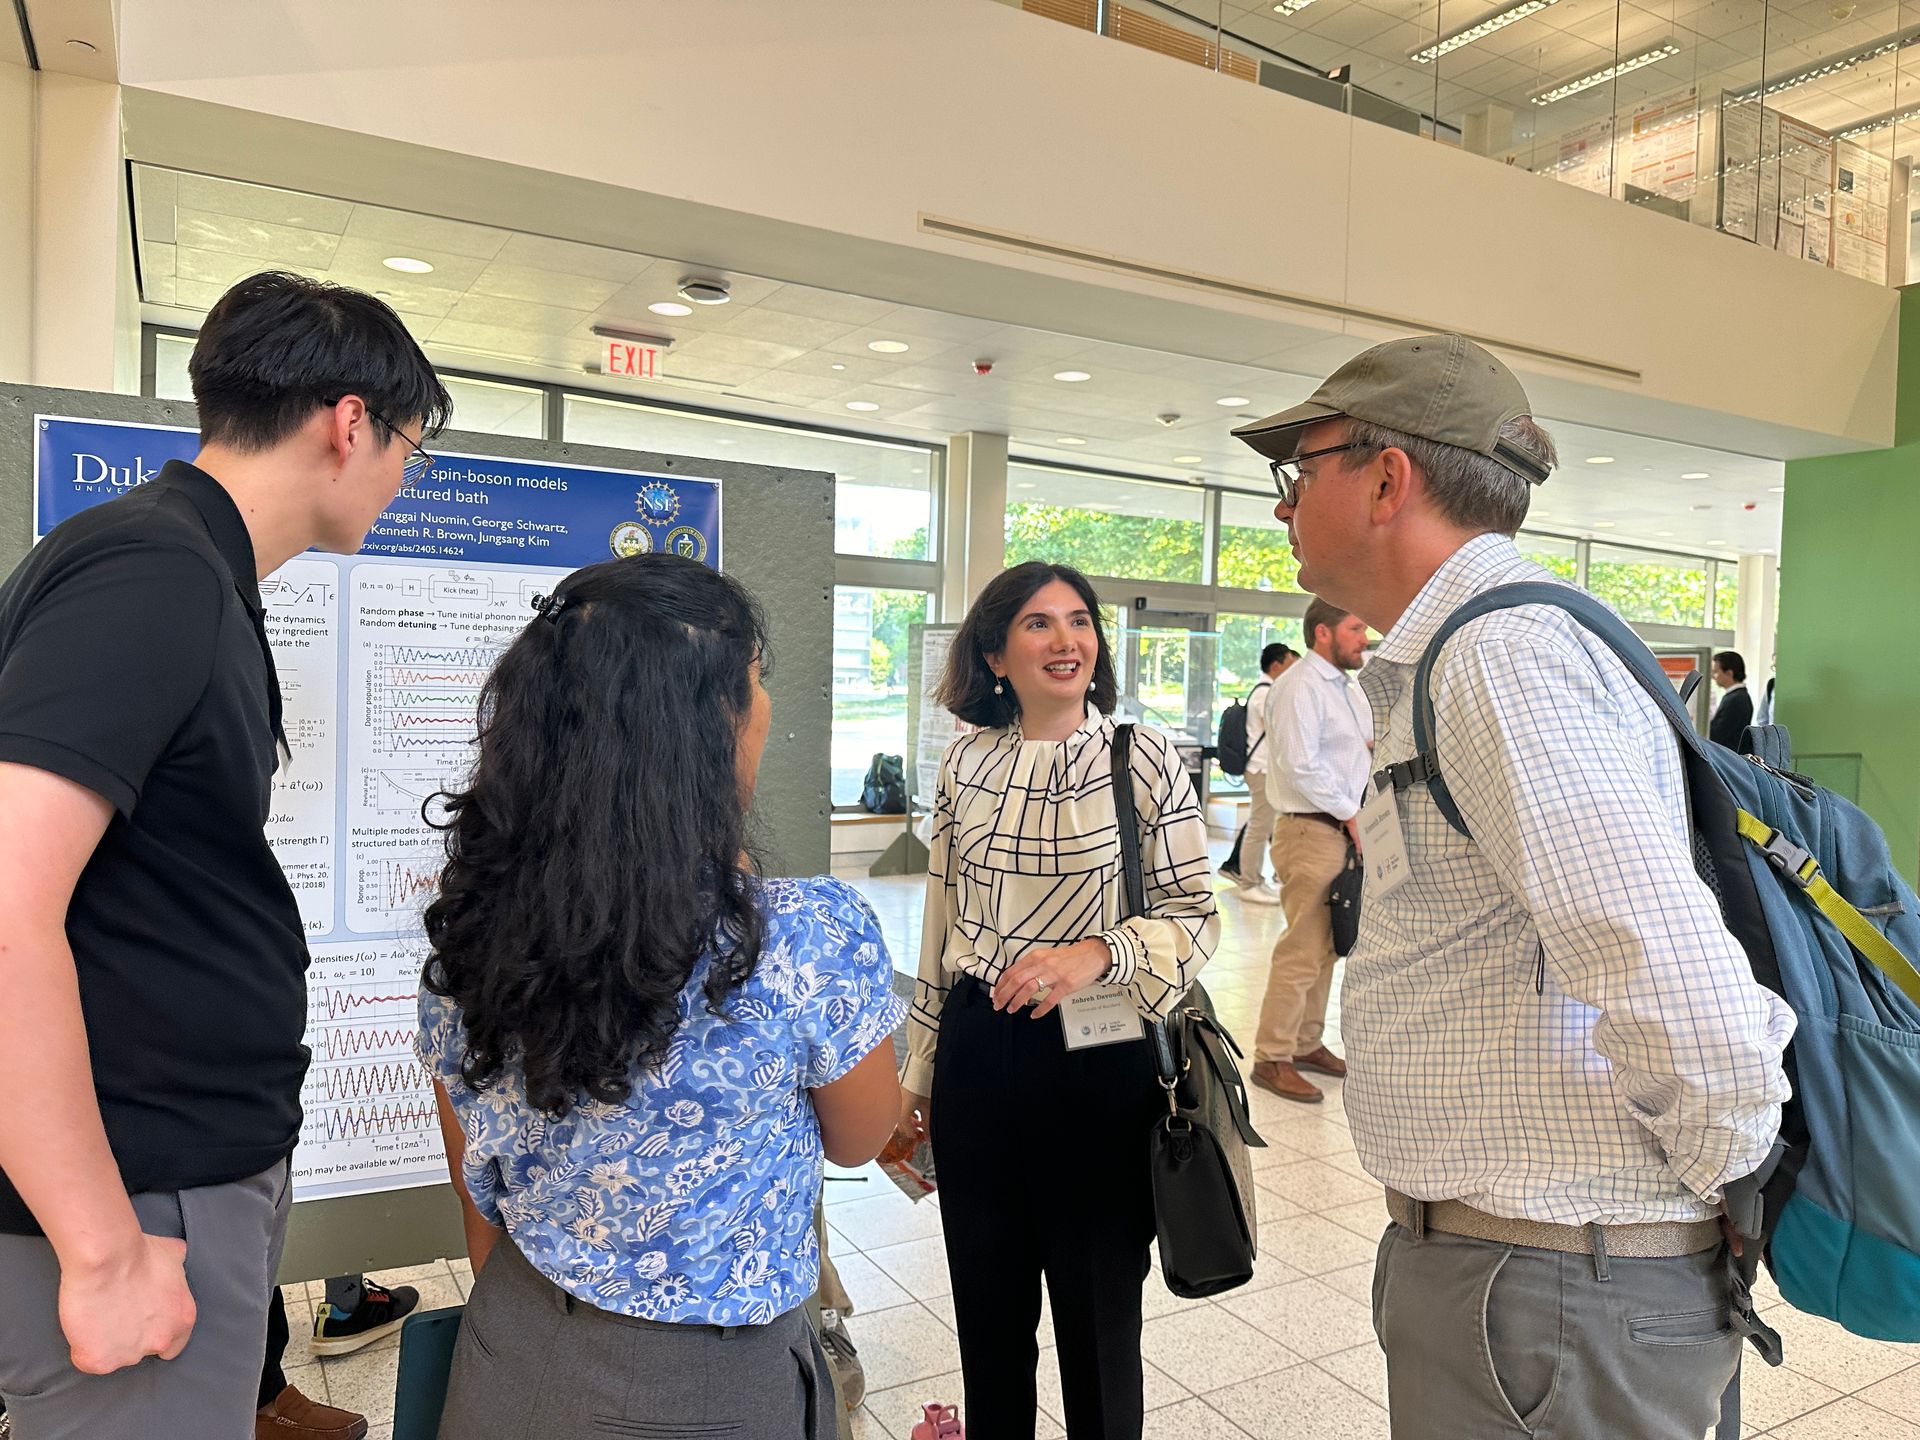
[[0, 460, 309, 1234]]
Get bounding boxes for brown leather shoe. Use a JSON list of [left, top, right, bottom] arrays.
[[1251, 1060, 1324, 1103], [256, 1384, 368, 1440], [1295, 1045, 1348, 1078]]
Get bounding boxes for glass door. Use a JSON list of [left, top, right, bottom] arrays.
[[1114, 607, 1218, 801]]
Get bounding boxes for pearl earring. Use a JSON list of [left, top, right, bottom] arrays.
[[993, 679, 1004, 695]]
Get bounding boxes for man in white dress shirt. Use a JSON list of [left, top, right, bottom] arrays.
[[1232, 335, 1793, 1440], [1249, 598, 1372, 1103], [1218, 641, 1297, 904]]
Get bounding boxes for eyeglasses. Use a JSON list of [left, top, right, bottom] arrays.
[[367, 408, 436, 488], [1269, 442, 1364, 508]]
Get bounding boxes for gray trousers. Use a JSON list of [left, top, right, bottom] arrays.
[[1372, 1222, 1740, 1440], [0, 1161, 292, 1440], [439, 1234, 837, 1440]]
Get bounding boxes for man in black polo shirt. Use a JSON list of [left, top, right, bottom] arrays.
[[0, 271, 449, 1439]]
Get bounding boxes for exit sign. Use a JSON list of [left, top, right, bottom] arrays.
[[605, 339, 662, 379]]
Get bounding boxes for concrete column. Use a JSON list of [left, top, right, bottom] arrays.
[[1462, 102, 1515, 159], [0, 62, 35, 383], [1734, 552, 1778, 692], [31, 73, 138, 393], [941, 430, 1007, 616]]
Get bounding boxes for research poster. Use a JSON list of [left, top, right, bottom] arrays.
[[1833, 140, 1892, 284], [33, 414, 723, 1201], [1625, 88, 1700, 201], [1776, 116, 1835, 266]]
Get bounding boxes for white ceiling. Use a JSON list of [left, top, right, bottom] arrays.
[[1169, 0, 1920, 153], [131, 163, 1784, 556]]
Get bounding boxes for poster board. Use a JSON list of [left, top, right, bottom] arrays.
[[1554, 114, 1614, 197], [1624, 87, 1700, 201], [1719, 97, 1780, 248], [909, 622, 963, 808], [1833, 139, 1892, 284], [1777, 115, 1835, 265], [0, 385, 834, 1282]]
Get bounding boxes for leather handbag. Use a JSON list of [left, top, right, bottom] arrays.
[[1328, 839, 1362, 957], [1111, 724, 1267, 1299]]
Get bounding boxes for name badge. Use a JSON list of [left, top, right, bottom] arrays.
[[1358, 778, 1411, 903], [1060, 985, 1145, 1050]]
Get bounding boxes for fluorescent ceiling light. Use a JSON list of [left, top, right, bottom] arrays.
[[382, 256, 434, 274], [1273, 0, 1318, 13], [1053, 370, 1092, 382], [846, 401, 880, 412], [1173, 454, 1203, 463], [1531, 40, 1680, 106], [868, 340, 910, 353], [1216, 396, 1250, 407], [1682, 471, 1709, 480], [1835, 100, 1920, 140], [1729, 23, 1920, 105], [648, 301, 693, 317], [1411, 0, 1563, 65]]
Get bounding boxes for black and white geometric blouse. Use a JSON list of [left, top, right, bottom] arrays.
[[902, 706, 1219, 1095]]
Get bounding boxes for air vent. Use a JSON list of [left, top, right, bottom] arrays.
[[917, 214, 1641, 384]]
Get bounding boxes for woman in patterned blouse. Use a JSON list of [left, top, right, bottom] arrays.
[[416, 554, 906, 1439], [897, 561, 1219, 1440]]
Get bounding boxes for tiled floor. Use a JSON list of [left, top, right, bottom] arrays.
[[286, 845, 1920, 1439]]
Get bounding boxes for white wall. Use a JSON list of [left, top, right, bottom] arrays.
[[0, 62, 34, 383], [113, 0, 1899, 456]]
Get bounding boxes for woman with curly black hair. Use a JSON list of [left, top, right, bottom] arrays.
[[417, 553, 904, 1440]]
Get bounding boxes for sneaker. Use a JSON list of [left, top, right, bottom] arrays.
[[255, 1383, 368, 1440], [1236, 883, 1281, 907], [1217, 863, 1245, 884], [309, 1279, 420, 1357], [819, 1307, 866, 1410], [1, 1409, 11, 1439]]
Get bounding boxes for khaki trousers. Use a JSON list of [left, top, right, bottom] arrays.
[[1254, 814, 1349, 1062], [1238, 771, 1278, 886]]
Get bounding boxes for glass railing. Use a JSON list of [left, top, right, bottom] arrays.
[[1004, 0, 1918, 287]]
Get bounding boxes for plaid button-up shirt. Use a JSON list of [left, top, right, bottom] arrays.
[[1345, 533, 1795, 1225]]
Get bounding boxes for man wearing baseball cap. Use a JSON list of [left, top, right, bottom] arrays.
[[1234, 335, 1792, 1439]]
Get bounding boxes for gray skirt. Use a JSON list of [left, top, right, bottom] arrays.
[[438, 1237, 836, 1439]]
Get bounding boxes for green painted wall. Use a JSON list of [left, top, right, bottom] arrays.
[[1776, 287, 1920, 882]]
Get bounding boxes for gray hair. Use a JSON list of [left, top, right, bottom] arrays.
[[1340, 414, 1557, 535]]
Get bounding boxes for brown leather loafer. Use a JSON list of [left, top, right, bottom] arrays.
[[1251, 1060, 1324, 1103], [256, 1384, 368, 1440], [1294, 1046, 1348, 1078]]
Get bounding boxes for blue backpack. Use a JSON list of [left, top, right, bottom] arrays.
[[1405, 583, 1920, 1355]]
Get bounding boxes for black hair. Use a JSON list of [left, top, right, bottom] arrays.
[[936, 560, 1117, 727], [1260, 642, 1297, 671], [421, 553, 771, 1117], [189, 271, 453, 452], [1715, 650, 1747, 683]]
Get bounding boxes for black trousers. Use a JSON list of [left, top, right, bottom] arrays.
[[931, 977, 1159, 1440]]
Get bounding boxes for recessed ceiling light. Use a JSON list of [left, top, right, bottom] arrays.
[[677, 278, 732, 305], [1585, 455, 1615, 465], [1053, 370, 1092, 383], [648, 301, 694, 317], [1015, 481, 1037, 490], [1681, 471, 1710, 480], [1056, 436, 1086, 445], [1707, 539, 1729, 546], [831, 363, 847, 371], [66, 38, 97, 52], [868, 340, 910, 354], [383, 256, 434, 274], [1769, 485, 1785, 493], [1273, 0, 1317, 11], [1173, 454, 1204, 464], [845, 401, 881, 412], [1656, 530, 1675, 537], [374, 290, 394, 299], [1533, 510, 1552, 518], [1593, 520, 1617, 528], [1691, 503, 1713, 511], [1216, 396, 1251, 407]]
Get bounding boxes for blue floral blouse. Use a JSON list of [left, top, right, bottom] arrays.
[[417, 876, 906, 1326]]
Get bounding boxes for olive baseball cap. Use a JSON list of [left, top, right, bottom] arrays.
[[1232, 333, 1551, 485]]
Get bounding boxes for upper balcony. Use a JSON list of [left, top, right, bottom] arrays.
[[1005, 0, 1920, 287]]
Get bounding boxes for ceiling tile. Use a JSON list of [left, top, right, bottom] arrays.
[[470, 262, 623, 312], [141, 242, 176, 281], [491, 232, 651, 284], [175, 209, 342, 267], [445, 292, 593, 336], [341, 206, 511, 262], [428, 320, 584, 366], [133, 166, 179, 244], [327, 235, 495, 292], [715, 307, 861, 349], [176, 174, 354, 233], [673, 333, 812, 369], [753, 285, 900, 325]]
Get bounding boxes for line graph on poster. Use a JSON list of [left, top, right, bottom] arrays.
[[352, 853, 443, 920], [293, 939, 446, 1201]]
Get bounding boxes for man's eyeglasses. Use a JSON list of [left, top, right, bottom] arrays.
[[368, 408, 436, 488], [1270, 442, 1363, 509]]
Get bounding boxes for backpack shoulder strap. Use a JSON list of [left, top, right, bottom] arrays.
[[1405, 582, 1711, 838]]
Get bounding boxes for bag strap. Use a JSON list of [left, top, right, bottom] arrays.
[[1402, 582, 1713, 838], [1112, 724, 1180, 1089], [1734, 809, 1920, 1008]]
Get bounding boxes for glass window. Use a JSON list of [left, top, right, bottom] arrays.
[[1005, 466, 1204, 583], [1212, 612, 1306, 792], [154, 332, 194, 401], [1217, 490, 1299, 593], [1517, 532, 1579, 583], [1586, 545, 1709, 627], [442, 375, 545, 438], [830, 587, 930, 807], [1715, 564, 1740, 632], [564, 396, 935, 560]]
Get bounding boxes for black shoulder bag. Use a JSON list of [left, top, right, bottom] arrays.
[[1110, 723, 1267, 1299]]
